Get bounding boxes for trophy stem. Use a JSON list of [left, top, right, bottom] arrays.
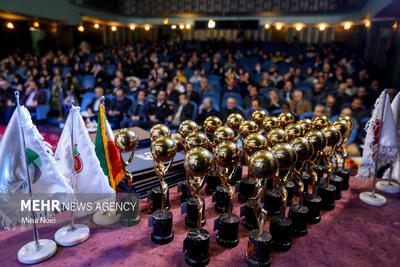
[[308, 161, 318, 197], [293, 168, 304, 206]]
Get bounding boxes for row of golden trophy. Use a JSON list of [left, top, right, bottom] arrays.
[[113, 107, 353, 267]]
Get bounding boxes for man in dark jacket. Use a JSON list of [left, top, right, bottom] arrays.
[[186, 83, 201, 105], [220, 97, 244, 122], [22, 81, 47, 112], [242, 84, 265, 111], [142, 90, 174, 129], [171, 93, 195, 128], [120, 90, 149, 128], [196, 97, 220, 125], [108, 88, 132, 128]]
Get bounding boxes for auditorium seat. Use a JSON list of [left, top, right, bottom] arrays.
[[81, 75, 95, 89], [299, 112, 314, 119], [201, 92, 221, 106], [80, 92, 97, 111], [189, 101, 198, 121]]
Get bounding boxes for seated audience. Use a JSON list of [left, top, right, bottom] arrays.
[[243, 84, 265, 111], [170, 93, 195, 128], [22, 81, 47, 112], [220, 97, 244, 122], [313, 104, 326, 117], [108, 88, 132, 128], [289, 90, 312, 117], [265, 89, 285, 114], [351, 97, 368, 122], [82, 87, 108, 119], [120, 90, 149, 128], [186, 83, 200, 105], [196, 97, 219, 124], [199, 77, 215, 95]]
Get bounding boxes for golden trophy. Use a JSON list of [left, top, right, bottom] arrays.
[[264, 129, 289, 217], [262, 116, 280, 134], [285, 124, 304, 140], [150, 135, 177, 244], [183, 147, 213, 266], [277, 113, 295, 128], [175, 120, 200, 204], [241, 133, 268, 230], [269, 143, 297, 251], [182, 131, 211, 228], [150, 124, 171, 141], [212, 126, 238, 213], [303, 130, 327, 223], [252, 110, 268, 128], [288, 137, 314, 236], [213, 141, 240, 247], [246, 150, 278, 267], [298, 118, 313, 136], [310, 116, 331, 180], [226, 113, 244, 138], [237, 120, 259, 202], [113, 129, 140, 226], [203, 116, 223, 195], [333, 117, 354, 190], [319, 126, 341, 210]]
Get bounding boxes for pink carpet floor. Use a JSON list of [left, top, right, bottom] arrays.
[[0, 175, 399, 267]]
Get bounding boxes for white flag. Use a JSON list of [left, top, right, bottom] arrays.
[[0, 106, 72, 228], [55, 106, 114, 215], [357, 90, 399, 180], [383, 92, 400, 181]]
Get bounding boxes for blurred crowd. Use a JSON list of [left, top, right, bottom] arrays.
[[1, 40, 398, 156]]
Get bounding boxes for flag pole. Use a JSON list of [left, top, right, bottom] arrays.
[[16, 92, 57, 264], [359, 90, 388, 206], [54, 100, 90, 246], [15, 92, 40, 251]]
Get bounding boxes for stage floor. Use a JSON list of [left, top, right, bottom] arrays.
[[1, 175, 399, 267]]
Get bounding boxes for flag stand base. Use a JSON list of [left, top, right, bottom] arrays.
[[92, 210, 120, 226], [376, 181, 400, 194], [18, 239, 57, 264], [359, 192, 387, 207], [54, 224, 90, 246]]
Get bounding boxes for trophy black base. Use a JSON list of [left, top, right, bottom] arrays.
[[285, 181, 295, 207], [183, 229, 210, 267], [212, 185, 229, 213], [185, 197, 206, 228], [269, 216, 292, 252], [330, 175, 343, 200], [149, 186, 170, 213], [246, 230, 272, 267], [240, 200, 258, 230], [318, 184, 336, 211], [151, 210, 174, 244], [303, 195, 321, 224], [263, 190, 282, 218], [119, 194, 140, 227], [178, 180, 191, 203], [312, 165, 326, 182], [238, 178, 255, 202], [229, 164, 242, 186], [337, 168, 350, 190], [214, 213, 239, 248], [300, 173, 311, 195], [205, 173, 221, 195], [288, 204, 309, 236]]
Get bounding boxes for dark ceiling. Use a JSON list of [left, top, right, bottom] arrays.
[[71, 0, 366, 17]]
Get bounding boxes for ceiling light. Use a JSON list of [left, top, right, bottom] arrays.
[[208, 19, 216, 29], [264, 24, 270, 29], [179, 24, 184, 30], [185, 24, 191, 29], [144, 25, 150, 31], [94, 23, 100, 29], [344, 23, 351, 30], [171, 25, 177, 30], [33, 21, 39, 28], [163, 18, 168, 25], [78, 25, 84, 32], [275, 23, 283, 30], [111, 26, 117, 31], [319, 24, 326, 31], [130, 24, 135, 30], [7, 22, 14, 29], [296, 24, 303, 31], [365, 21, 371, 28]]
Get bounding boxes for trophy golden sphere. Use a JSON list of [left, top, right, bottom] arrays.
[[332, 120, 348, 145], [178, 120, 199, 138], [262, 116, 280, 133], [243, 133, 267, 157], [298, 118, 313, 135], [321, 126, 342, 148], [239, 120, 258, 138], [184, 147, 213, 177], [203, 116, 223, 135], [305, 130, 327, 153], [214, 141, 240, 168], [251, 110, 267, 126], [285, 123, 304, 140], [214, 126, 235, 143], [150, 124, 171, 141], [185, 131, 210, 150], [271, 143, 298, 170], [337, 116, 353, 138], [278, 113, 295, 128], [249, 150, 278, 181], [267, 128, 288, 148], [312, 116, 331, 130], [171, 132, 184, 152], [151, 136, 177, 162], [226, 113, 244, 131], [290, 137, 314, 162], [115, 129, 138, 152]]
